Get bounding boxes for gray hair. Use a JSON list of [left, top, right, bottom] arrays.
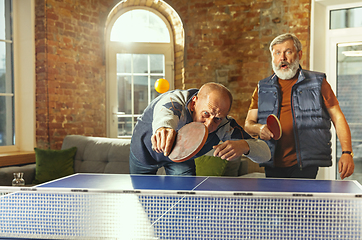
[[269, 33, 302, 54]]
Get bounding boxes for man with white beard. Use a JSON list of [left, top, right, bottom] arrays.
[[244, 33, 354, 179]]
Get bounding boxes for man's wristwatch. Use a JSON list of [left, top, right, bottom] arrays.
[[342, 151, 354, 158]]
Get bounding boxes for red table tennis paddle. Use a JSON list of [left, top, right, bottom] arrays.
[[267, 114, 282, 140], [168, 122, 208, 162]]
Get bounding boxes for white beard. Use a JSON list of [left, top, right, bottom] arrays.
[[272, 57, 300, 80]]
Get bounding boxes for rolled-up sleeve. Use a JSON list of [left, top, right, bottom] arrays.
[[244, 139, 271, 163]]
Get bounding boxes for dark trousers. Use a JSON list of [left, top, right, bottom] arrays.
[[264, 164, 319, 179]]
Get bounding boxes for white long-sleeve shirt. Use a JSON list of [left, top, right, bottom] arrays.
[[131, 89, 271, 166]]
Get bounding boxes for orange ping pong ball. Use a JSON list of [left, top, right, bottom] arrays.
[[155, 78, 170, 93]]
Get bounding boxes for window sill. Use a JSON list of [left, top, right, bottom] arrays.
[[0, 151, 36, 168]]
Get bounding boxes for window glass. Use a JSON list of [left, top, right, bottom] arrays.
[[134, 75, 148, 115], [150, 54, 164, 73], [0, 95, 13, 146], [150, 76, 160, 100], [117, 53, 132, 73], [133, 54, 148, 74], [116, 53, 165, 137], [0, 0, 14, 146], [117, 116, 137, 137], [0, 0, 4, 40], [110, 9, 170, 43], [330, 7, 362, 29], [0, 42, 6, 94], [117, 75, 131, 114]]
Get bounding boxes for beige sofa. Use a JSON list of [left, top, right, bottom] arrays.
[[0, 135, 250, 186]]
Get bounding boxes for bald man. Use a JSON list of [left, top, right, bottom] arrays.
[[129, 82, 270, 175]]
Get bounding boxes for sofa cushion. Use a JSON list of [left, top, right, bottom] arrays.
[[195, 155, 228, 176], [32, 147, 77, 184], [61, 135, 131, 174], [223, 158, 242, 177]]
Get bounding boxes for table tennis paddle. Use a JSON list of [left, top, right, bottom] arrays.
[[168, 122, 208, 162], [267, 114, 282, 140]]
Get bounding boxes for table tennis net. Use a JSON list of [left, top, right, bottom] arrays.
[[0, 188, 361, 239]]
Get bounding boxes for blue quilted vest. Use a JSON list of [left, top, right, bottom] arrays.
[[258, 67, 332, 169]]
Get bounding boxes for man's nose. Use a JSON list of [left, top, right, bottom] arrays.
[[280, 52, 286, 61], [203, 118, 214, 131], [204, 118, 215, 133]]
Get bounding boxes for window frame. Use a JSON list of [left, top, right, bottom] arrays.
[[0, 0, 35, 153], [106, 7, 174, 138], [0, 0, 14, 148]]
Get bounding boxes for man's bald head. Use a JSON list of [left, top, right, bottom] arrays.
[[198, 82, 233, 112]]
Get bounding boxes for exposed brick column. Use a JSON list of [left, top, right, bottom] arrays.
[[35, 0, 109, 149], [35, 0, 49, 148]]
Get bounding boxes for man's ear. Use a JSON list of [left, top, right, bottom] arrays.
[[298, 50, 302, 60], [190, 96, 197, 111]]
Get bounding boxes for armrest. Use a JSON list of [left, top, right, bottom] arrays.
[[0, 163, 36, 186]]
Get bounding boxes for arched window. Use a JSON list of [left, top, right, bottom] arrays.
[[106, 8, 174, 138], [110, 9, 170, 43]]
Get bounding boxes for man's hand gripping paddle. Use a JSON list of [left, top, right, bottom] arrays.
[[267, 114, 282, 140], [168, 122, 208, 162]]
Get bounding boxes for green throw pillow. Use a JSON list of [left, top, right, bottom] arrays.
[[195, 155, 228, 176], [32, 147, 77, 184]]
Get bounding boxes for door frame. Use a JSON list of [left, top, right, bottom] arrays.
[[311, 0, 362, 179]]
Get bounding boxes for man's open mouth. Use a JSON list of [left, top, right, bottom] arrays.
[[280, 63, 289, 70]]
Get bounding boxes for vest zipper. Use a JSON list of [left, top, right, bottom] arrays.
[[291, 87, 303, 170]]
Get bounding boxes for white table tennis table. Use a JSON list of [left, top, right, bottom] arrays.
[[1, 173, 362, 239]]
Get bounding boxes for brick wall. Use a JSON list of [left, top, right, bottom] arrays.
[[178, 0, 310, 126], [35, 0, 311, 171], [35, 0, 110, 149]]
